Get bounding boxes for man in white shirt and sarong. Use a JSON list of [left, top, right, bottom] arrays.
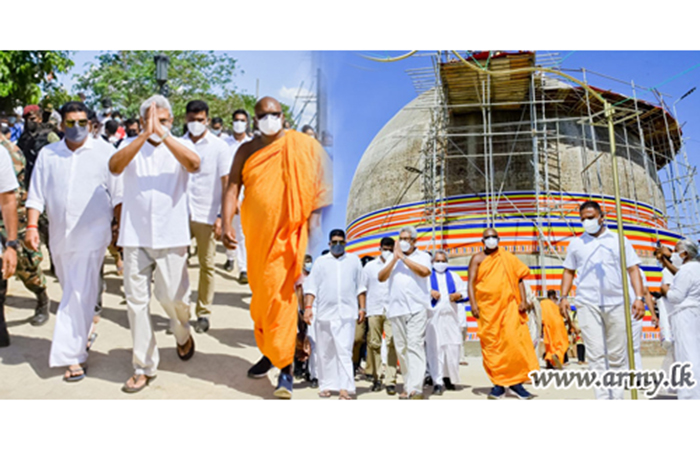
[[362, 237, 399, 395], [660, 239, 700, 399], [25, 101, 122, 382], [426, 249, 467, 395], [559, 200, 646, 399], [378, 225, 432, 400], [183, 100, 230, 334], [223, 109, 252, 281], [303, 229, 366, 399], [109, 95, 201, 393]]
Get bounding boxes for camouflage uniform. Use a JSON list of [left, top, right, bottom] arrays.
[[0, 143, 47, 295]]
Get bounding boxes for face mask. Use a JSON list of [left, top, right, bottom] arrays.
[[149, 133, 162, 144], [233, 120, 247, 134], [25, 121, 38, 132], [330, 243, 345, 257], [258, 115, 282, 136], [8, 116, 16, 125], [304, 262, 312, 272], [484, 237, 499, 250], [211, 129, 223, 136], [64, 124, 89, 143], [187, 121, 207, 137], [671, 252, 684, 267], [126, 129, 138, 138], [399, 240, 411, 253], [582, 218, 602, 235], [108, 135, 119, 144], [434, 262, 448, 273], [381, 250, 393, 261]]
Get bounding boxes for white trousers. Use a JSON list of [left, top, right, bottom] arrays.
[[670, 308, 700, 399], [225, 214, 247, 272], [391, 309, 428, 395], [49, 249, 105, 368], [315, 318, 356, 393], [425, 315, 461, 383], [124, 246, 191, 376], [576, 302, 629, 399], [632, 315, 643, 370]]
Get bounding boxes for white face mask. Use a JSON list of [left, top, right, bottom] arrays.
[[582, 218, 602, 235], [258, 115, 282, 136], [149, 133, 162, 144], [671, 252, 684, 267], [399, 240, 411, 253], [484, 237, 498, 250], [381, 250, 393, 262], [233, 120, 247, 134], [187, 121, 207, 137], [434, 262, 448, 273]]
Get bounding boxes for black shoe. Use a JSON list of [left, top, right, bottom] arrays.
[[194, 317, 210, 334], [238, 271, 248, 284], [386, 384, 397, 396], [370, 380, 382, 392], [433, 385, 445, 396], [0, 325, 9, 348], [223, 260, 235, 272], [310, 378, 319, 389], [248, 356, 273, 379], [443, 377, 456, 391], [30, 290, 50, 326], [424, 375, 433, 387]]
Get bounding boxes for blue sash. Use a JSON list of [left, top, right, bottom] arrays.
[[430, 270, 456, 307]]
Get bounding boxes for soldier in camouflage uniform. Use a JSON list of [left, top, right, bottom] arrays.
[[0, 127, 51, 326]]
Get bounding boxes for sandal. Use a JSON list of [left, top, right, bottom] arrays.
[[121, 374, 157, 394], [63, 365, 87, 382], [339, 393, 353, 400], [177, 336, 195, 361], [318, 390, 332, 398]]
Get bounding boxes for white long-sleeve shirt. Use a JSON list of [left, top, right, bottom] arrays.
[[0, 146, 19, 258], [184, 131, 229, 225], [304, 252, 366, 321], [386, 249, 432, 319], [362, 257, 390, 317], [428, 270, 467, 346], [665, 261, 700, 317], [26, 137, 122, 255], [116, 137, 196, 249]]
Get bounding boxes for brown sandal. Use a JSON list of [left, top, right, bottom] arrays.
[[121, 374, 156, 393], [318, 390, 332, 398], [177, 336, 195, 361]]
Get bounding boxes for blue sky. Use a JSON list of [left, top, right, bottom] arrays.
[[323, 51, 700, 236]]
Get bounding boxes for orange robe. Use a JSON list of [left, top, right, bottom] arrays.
[[540, 299, 569, 366], [241, 130, 332, 369], [474, 249, 539, 386]]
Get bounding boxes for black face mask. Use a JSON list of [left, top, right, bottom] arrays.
[[126, 129, 138, 138], [25, 121, 38, 132]]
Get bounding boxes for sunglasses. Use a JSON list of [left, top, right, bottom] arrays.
[[65, 119, 89, 128], [256, 112, 282, 120]]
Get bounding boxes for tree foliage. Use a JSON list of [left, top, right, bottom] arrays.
[[0, 51, 74, 112]]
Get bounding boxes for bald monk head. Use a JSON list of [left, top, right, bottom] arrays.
[[482, 228, 499, 253], [254, 96, 285, 142]]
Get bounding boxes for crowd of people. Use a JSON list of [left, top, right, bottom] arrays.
[[1, 93, 699, 400]]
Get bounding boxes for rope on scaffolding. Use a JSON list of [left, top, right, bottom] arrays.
[[361, 51, 418, 63]]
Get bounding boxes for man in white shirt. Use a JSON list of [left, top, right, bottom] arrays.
[[560, 200, 646, 400], [25, 101, 122, 381], [109, 95, 201, 394], [223, 109, 252, 280], [363, 237, 399, 395], [654, 245, 680, 394], [426, 250, 467, 395], [183, 100, 230, 334], [660, 239, 700, 399], [303, 229, 366, 399], [0, 143, 19, 347], [378, 225, 432, 400]]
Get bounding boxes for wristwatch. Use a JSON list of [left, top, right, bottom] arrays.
[[634, 296, 644, 302], [5, 239, 20, 251]]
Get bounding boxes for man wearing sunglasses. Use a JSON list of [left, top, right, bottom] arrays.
[[221, 96, 332, 399], [25, 101, 123, 383], [109, 94, 200, 394]]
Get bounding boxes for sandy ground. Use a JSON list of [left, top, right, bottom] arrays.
[[0, 244, 673, 400]]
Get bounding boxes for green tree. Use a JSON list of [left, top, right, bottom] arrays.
[[0, 51, 74, 112], [74, 51, 245, 130]]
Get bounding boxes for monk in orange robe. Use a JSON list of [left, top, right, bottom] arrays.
[[541, 290, 570, 370], [222, 97, 332, 399], [468, 228, 539, 400]]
